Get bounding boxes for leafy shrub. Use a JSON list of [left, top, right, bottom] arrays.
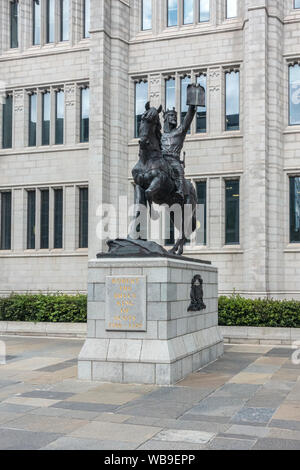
[[0, 294, 87, 323], [219, 295, 300, 328]]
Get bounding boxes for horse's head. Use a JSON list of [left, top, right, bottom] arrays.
[[139, 102, 163, 148]]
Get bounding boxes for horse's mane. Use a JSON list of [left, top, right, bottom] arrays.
[[155, 117, 162, 149]]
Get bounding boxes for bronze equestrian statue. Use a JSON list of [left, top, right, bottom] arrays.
[[129, 84, 203, 256], [104, 83, 204, 258]]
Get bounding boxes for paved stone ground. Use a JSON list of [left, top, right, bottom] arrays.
[[0, 336, 300, 450]]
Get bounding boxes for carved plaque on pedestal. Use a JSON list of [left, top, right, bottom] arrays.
[[105, 276, 147, 331]]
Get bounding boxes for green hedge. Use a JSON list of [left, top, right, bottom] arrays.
[[219, 295, 300, 328], [0, 294, 87, 323]]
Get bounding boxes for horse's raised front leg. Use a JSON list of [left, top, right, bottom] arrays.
[[145, 174, 162, 202], [129, 184, 147, 241]]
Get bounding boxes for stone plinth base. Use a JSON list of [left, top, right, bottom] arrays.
[[78, 257, 223, 385]]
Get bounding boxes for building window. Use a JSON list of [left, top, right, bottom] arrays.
[[79, 187, 88, 248], [33, 0, 41, 45], [83, 0, 90, 38], [225, 180, 239, 245], [0, 192, 12, 251], [55, 90, 64, 145], [134, 81, 148, 138], [47, 0, 55, 43], [80, 87, 89, 143], [290, 177, 300, 243], [295, 0, 300, 8], [199, 0, 210, 22], [27, 190, 36, 250], [196, 181, 207, 245], [2, 95, 13, 150], [165, 77, 176, 110], [60, 0, 69, 41], [164, 211, 175, 246], [167, 0, 178, 27], [225, 70, 240, 131], [40, 189, 49, 249], [226, 0, 237, 19], [196, 74, 207, 133], [29, 93, 37, 147], [183, 0, 194, 24], [289, 64, 300, 126], [142, 0, 152, 30], [181, 76, 191, 130], [54, 189, 63, 249], [42, 92, 51, 146], [10, 0, 18, 48]]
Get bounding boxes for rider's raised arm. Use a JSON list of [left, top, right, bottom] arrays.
[[181, 105, 196, 135]]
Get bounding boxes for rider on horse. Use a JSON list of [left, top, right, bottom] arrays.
[[161, 105, 196, 201]]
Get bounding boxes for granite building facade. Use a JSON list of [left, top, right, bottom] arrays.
[[1, 0, 300, 300]]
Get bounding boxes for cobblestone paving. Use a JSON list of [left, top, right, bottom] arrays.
[[0, 337, 299, 450]]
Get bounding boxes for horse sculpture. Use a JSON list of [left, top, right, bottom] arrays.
[[130, 102, 197, 256]]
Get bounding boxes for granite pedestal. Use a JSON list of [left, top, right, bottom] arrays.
[[78, 257, 223, 385]]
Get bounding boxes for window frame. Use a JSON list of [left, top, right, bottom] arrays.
[[40, 188, 50, 250], [60, 0, 70, 42], [225, 69, 240, 132], [10, 0, 19, 49], [289, 176, 300, 244], [141, 0, 152, 31], [226, 0, 238, 19], [28, 92, 37, 147], [225, 179, 240, 246], [295, 0, 300, 9], [2, 94, 13, 150], [55, 89, 65, 145], [32, 0, 41, 46], [134, 80, 148, 139], [0, 191, 12, 251], [42, 91, 51, 146], [288, 63, 300, 127], [83, 0, 90, 38], [80, 87, 90, 143], [53, 188, 64, 249], [199, 0, 210, 23], [26, 190, 36, 250], [79, 187, 89, 249], [46, 0, 55, 44], [196, 180, 207, 246], [167, 0, 179, 27]]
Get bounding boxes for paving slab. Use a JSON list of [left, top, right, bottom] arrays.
[[210, 383, 260, 399], [2, 414, 88, 434], [50, 401, 118, 413], [223, 424, 269, 438], [0, 428, 62, 450], [253, 438, 300, 450], [69, 421, 162, 445], [231, 407, 276, 425], [228, 372, 273, 385], [272, 401, 300, 421], [138, 439, 207, 450], [269, 419, 300, 432], [154, 429, 214, 445], [42, 436, 138, 450], [65, 390, 142, 406], [20, 390, 75, 400], [186, 396, 247, 418], [116, 400, 193, 419], [208, 437, 256, 450]]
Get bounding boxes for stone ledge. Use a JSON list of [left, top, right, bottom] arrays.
[[0, 321, 87, 338], [221, 326, 300, 345]]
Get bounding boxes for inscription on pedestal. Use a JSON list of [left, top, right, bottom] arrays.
[[105, 276, 147, 331]]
